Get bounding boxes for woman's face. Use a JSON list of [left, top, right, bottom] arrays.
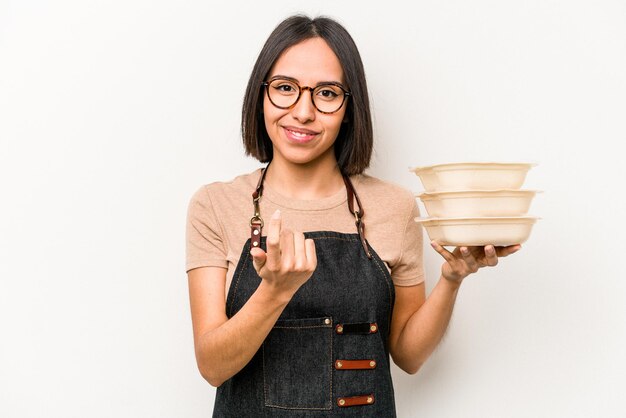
[[263, 37, 347, 169]]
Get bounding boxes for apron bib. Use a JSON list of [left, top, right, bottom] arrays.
[[213, 169, 397, 417]]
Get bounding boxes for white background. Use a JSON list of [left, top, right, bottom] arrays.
[[1, 1, 625, 417]]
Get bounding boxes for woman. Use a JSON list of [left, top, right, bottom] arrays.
[[186, 15, 520, 417]]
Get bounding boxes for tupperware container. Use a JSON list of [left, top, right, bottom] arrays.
[[416, 189, 541, 218], [414, 216, 539, 247], [410, 162, 534, 192]]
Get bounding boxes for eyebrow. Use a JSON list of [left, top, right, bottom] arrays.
[[269, 74, 346, 88]]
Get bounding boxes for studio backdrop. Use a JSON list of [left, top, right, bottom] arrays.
[[1, 0, 625, 417]]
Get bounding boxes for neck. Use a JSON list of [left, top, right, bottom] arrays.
[[264, 157, 346, 200]]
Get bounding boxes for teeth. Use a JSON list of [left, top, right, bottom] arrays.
[[291, 130, 308, 137], [288, 129, 313, 137]]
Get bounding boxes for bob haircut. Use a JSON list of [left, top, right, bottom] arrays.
[[241, 15, 373, 176]]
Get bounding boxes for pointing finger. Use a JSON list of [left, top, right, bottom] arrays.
[[265, 209, 282, 270]]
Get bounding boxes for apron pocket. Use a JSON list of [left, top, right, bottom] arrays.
[[263, 316, 333, 410]]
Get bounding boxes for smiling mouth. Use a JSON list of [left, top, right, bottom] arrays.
[[283, 127, 319, 143]]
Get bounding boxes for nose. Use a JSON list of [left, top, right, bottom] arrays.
[[290, 88, 316, 123]]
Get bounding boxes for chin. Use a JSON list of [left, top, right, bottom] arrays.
[[283, 155, 322, 166]]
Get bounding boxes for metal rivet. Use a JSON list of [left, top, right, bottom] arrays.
[[369, 361, 376, 368], [336, 325, 343, 333], [367, 397, 373, 404], [338, 399, 346, 406], [370, 324, 377, 332], [253, 229, 259, 235], [324, 318, 331, 325], [253, 241, 258, 247], [336, 361, 343, 368]]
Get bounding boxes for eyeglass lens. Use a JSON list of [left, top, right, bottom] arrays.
[[267, 79, 347, 113]]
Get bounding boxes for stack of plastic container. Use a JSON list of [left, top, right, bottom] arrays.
[[410, 162, 540, 247]]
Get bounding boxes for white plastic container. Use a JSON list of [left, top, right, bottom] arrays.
[[410, 162, 534, 192], [414, 216, 539, 247], [416, 189, 540, 218]]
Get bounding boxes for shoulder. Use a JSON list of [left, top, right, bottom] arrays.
[[351, 173, 424, 281], [352, 173, 416, 213], [187, 169, 264, 227], [189, 168, 263, 206]]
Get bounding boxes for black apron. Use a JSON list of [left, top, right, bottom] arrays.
[[213, 168, 397, 417]]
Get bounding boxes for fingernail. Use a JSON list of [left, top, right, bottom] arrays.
[[430, 240, 437, 248], [272, 209, 281, 219], [461, 247, 469, 255], [486, 246, 495, 254]]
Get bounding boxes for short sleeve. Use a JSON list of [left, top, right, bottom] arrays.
[[185, 185, 228, 273], [391, 199, 425, 286]]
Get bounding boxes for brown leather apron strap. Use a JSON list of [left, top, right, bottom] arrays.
[[249, 165, 372, 259], [249, 166, 269, 249], [342, 174, 372, 259], [252, 165, 268, 201]]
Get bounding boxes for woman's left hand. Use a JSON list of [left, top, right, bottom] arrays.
[[430, 241, 521, 284]]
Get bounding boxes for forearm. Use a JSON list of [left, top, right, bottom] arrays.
[[195, 282, 291, 387], [393, 276, 461, 373]]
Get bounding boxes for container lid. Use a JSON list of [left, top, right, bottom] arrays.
[[415, 189, 543, 199], [409, 162, 537, 174], [414, 216, 540, 226]]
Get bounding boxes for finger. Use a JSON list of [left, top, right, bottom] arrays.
[[305, 238, 317, 271], [495, 244, 522, 258], [430, 241, 456, 263], [293, 231, 307, 271], [280, 228, 295, 269], [483, 245, 499, 267], [250, 247, 267, 272], [460, 246, 480, 271], [265, 209, 282, 269]]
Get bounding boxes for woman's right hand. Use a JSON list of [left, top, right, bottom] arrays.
[[189, 209, 317, 387], [249, 209, 317, 298]]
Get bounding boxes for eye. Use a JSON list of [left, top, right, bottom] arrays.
[[276, 84, 294, 92], [319, 89, 338, 97], [270, 80, 298, 95], [315, 85, 342, 101]]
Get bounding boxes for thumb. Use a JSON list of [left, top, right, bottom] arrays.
[[250, 247, 267, 273]]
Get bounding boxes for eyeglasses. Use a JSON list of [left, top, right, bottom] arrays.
[[262, 77, 351, 114]]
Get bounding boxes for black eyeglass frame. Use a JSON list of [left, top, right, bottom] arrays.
[[261, 76, 351, 114]]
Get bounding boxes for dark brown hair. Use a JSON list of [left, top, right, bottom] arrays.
[[241, 15, 373, 175]]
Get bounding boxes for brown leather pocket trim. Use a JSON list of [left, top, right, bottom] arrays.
[[337, 394, 375, 407], [335, 322, 378, 335], [334, 359, 377, 370]]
